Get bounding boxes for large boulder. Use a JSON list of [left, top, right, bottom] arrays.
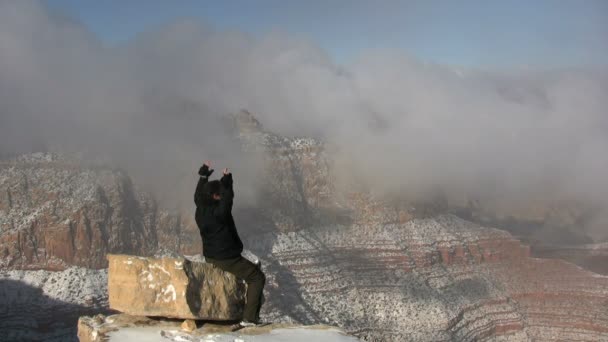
[[107, 254, 246, 320]]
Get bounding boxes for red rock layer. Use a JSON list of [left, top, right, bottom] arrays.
[[0, 155, 199, 270], [261, 215, 608, 341]]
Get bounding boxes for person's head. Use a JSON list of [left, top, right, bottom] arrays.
[[205, 180, 221, 201]]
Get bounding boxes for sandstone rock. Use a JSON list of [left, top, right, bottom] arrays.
[[77, 315, 108, 342], [107, 254, 246, 320], [180, 319, 196, 332]]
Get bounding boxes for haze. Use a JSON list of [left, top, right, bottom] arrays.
[[1, 0, 607, 238]]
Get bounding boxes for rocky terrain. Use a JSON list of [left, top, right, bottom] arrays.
[[233, 110, 608, 341], [0, 153, 200, 270], [1, 111, 607, 341], [254, 215, 608, 341]]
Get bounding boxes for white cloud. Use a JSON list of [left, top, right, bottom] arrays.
[[1, 1, 607, 238]]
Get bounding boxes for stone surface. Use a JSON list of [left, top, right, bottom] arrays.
[[108, 254, 246, 320], [181, 319, 197, 332]]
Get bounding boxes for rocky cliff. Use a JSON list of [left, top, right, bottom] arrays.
[[0, 153, 199, 270], [230, 110, 608, 341], [254, 215, 608, 341], [2, 111, 608, 341]]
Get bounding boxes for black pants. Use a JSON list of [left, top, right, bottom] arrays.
[[206, 256, 265, 322]]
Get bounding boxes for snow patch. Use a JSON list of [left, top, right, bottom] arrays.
[[150, 263, 171, 276], [155, 284, 177, 302], [107, 327, 359, 342], [0, 267, 108, 305]]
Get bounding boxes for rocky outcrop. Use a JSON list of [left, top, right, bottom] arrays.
[[0, 153, 199, 270], [233, 110, 334, 232], [107, 254, 246, 320], [77, 313, 360, 342]]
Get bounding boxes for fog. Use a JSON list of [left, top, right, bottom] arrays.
[[1, 1, 607, 238]]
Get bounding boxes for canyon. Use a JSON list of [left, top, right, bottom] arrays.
[[1, 111, 607, 341], [0, 153, 200, 270]]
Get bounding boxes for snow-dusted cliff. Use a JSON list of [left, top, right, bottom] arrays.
[[0, 152, 199, 270], [1, 112, 608, 341]]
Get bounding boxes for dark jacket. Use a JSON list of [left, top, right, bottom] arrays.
[[194, 166, 243, 259]]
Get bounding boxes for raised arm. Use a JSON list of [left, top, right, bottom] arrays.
[[213, 169, 234, 218], [194, 162, 214, 207]]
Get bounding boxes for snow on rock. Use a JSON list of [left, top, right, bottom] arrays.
[[110, 327, 359, 342], [0, 266, 108, 342], [77, 314, 360, 342], [2, 266, 108, 305], [0, 152, 200, 270]]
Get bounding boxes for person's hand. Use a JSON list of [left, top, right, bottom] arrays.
[[199, 161, 214, 177], [221, 168, 233, 187]]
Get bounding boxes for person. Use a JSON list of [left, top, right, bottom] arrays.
[[194, 161, 265, 329]]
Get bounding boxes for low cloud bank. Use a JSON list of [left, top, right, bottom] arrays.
[[1, 1, 607, 238]]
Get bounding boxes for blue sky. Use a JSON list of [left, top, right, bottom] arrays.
[[44, 0, 607, 68]]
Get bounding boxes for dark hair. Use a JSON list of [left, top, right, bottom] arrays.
[[202, 180, 221, 205], [205, 180, 221, 195]]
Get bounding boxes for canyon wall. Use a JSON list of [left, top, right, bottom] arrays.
[[1, 111, 607, 341], [0, 153, 199, 270]]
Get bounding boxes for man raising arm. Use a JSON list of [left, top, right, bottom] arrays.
[[194, 162, 265, 329]]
